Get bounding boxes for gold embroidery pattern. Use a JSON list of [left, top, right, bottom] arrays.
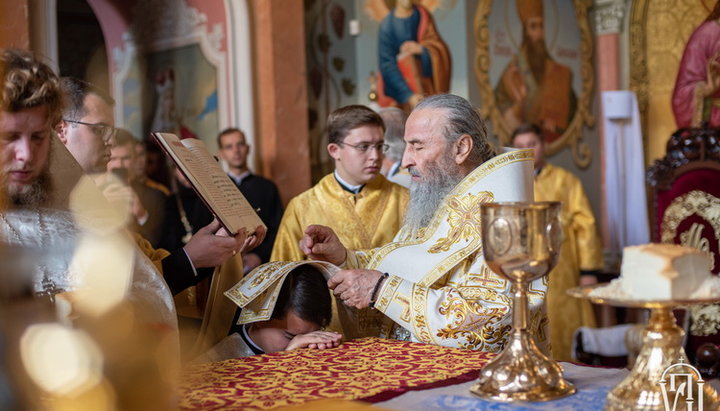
[[180, 338, 496, 410], [456, 286, 500, 301], [661, 190, 720, 248], [248, 261, 287, 288], [411, 285, 434, 344], [418, 245, 482, 288], [436, 295, 510, 351], [365, 150, 533, 270], [466, 264, 504, 289], [428, 192, 495, 254], [396, 295, 412, 324], [689, 304, 720, 336], [376, 275, 402, 312], [661, 190, 720, 337], [224, 288, 250, 306]]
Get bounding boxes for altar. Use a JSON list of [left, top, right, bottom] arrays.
[[180, 337, 628, 410]]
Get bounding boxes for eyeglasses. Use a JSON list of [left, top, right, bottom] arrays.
[[64, 119, 117, 143], [337, 141, 389, 153]]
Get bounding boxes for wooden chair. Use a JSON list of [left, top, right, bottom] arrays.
[[647, 125, 720, 363]]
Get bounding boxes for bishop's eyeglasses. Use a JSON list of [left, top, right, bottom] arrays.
[[64, 119, 118, 143], [337, 141, 389, 153]]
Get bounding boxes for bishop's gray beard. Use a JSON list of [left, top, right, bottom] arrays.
[[404, 156, 464, 235]]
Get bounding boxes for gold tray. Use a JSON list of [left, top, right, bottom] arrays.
[[567, 283, 720, 308]]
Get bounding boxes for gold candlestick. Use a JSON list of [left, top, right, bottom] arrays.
[[470, 201, 575, 401]]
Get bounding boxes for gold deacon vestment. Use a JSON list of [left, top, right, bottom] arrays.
[[271, 173, 409, 262], [534, 163, 602, 361], [343, 149, 549, 352], [271, 173, 408, 338]]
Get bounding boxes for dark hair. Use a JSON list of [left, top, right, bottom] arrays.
[[114, 128, 137, 148], [510, 123, 543, 143], [327, 105, 385, 145], [414, 94, 495, 167], [217, 127, 245, 148], [271, 265, 331, 328], [0, 48, 63, 127], [60, 77, 114, 121]]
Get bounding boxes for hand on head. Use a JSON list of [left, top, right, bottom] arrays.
[[299, 225, 347, 265], [286, 331, 342, 351], [183, 219, 247, 268], [327, 269, 384, 309]]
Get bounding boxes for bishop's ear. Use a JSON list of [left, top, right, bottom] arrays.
[[454, 134, 473, 164]]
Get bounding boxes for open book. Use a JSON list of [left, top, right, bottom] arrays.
[[152, 132, 265, 236]]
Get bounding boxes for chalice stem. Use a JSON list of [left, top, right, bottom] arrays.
[[512, 281, 528, 331]]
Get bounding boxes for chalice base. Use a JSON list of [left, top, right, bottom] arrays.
[[470, 331, 575, 402]]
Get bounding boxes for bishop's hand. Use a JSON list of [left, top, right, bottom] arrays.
[[300, 225, 347, 265], [328, 269, 384, 310]]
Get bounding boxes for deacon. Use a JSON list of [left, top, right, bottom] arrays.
[[270, 105, 408, 338], [300, 94, 548, 351], [271, 105, 408, 263]]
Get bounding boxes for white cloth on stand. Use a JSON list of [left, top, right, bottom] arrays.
[[601, 91, 650, 255], [572, 324, 633, 358]]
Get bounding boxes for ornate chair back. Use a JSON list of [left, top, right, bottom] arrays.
[[647, 126, 720, 274]]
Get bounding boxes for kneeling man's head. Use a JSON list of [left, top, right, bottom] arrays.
[[0, 49, 63, 207], [249, 265, 332, 353]]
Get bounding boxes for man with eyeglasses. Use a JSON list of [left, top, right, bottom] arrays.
[[0, 48, 178, 329], [56, 79, 117, 174], [271, 104, 408, 338], [56, 76, 262, 297]]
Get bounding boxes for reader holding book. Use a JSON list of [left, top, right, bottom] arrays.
[[58, 76, 264, 296]]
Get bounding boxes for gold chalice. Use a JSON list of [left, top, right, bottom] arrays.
[[470, 201, 575, 401], [568, 285, 720, 410]]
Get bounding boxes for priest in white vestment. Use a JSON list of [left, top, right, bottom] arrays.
[[299, 94, 548, 352]]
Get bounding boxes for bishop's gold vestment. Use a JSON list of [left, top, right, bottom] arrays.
[[535, 163, 602, 361], [345, 150, 549, 352], [271, 173, 409, 261]]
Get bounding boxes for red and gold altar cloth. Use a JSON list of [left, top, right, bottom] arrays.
[[180, 337, 494, 410]]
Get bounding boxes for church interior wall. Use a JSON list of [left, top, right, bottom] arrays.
[[627, 0, 711, 166], [6, 0, 716, 257]]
